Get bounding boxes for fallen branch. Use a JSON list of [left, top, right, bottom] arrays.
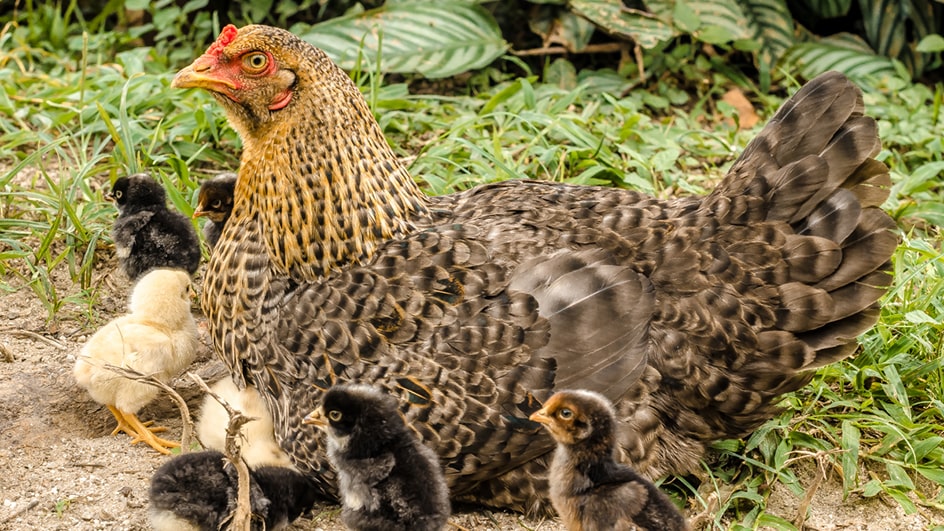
[[0, 329, 68, 351], [0, 499, 39, 525], [188, 372, 256, 531], [86, 358, 194, 453]]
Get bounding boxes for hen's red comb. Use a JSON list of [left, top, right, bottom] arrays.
[[206, 24, 238, 57]]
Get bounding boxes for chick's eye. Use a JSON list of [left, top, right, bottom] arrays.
[[558, 408, 573, 420], [211, 200, 222, 209], [243, 52, 268, 72], [328, 410, 342, 422], [114, 190, 122, 199]]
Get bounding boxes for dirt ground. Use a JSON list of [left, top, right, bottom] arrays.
[[0, 257, 941, 531]]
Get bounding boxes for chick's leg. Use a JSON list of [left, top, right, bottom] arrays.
[[106, 405, 137, 437], [114, 408, 180, 455]]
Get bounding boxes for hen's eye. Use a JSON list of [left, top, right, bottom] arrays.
[[243, 52, 268, 72], [558, 408, 573, 420], [328, 410, 342, 422]]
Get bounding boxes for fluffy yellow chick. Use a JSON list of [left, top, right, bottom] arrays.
[[196, 376, 295, 468], [74, 268, 199, 454]]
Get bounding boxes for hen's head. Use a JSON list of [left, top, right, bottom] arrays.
[[529, 389, 616, 448], [172, 24, 347, 138]]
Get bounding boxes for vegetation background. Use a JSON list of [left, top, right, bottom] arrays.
[[0, 0, 942, 529]]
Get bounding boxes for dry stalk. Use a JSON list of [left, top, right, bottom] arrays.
[[188, 372, 257, 531], [89, 358, 194, 452], [1, 328, 68, 350]]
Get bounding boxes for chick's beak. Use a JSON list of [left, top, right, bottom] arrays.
[[192, 208, 208, 219], [303, 407, 326, 428], [172, 55, 237, 92], [529, 408, 551, 425]]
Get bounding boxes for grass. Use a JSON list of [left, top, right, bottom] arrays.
[[1, 8, 942, 531]]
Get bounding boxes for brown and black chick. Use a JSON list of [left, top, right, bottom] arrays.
[[109, 173, 201, 280], [531, 390, 688, 531], [149, 450, 319, 531], [303, 384, 451, 531], [192, 172, 236, 249], [73, 268, 199, 454]]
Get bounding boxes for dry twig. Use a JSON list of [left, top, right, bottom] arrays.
[[0, 499, 39, 525], [188, 372, 257, 531], [1, 328, 68, 350], [87, 358, 194, 452], [0, 341, 13, 362]]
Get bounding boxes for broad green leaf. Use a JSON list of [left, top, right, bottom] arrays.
[[782, 37, 899, 83], [841, 420, 860, 493], [904, 310, 940, 324], [917, 466, 944, 486], [795, 0, 852, 18], [858, 0, 937, 76], [917, 34, 944, 53], [861, 479, 883, 497], [570, 0, 676, 49], [683, 0, 754, 44], [741, 0, 795, 89], [297, 2, 508, 78]]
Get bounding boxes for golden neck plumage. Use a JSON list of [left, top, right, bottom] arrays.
[[230, 58, 430, 281]]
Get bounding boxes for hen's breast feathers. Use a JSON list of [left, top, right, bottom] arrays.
[[189, 25, 894, 513]]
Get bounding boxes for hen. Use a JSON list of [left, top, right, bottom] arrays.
[[193, 172, 237, 249], [109, 173, 201, 280], [172, 24, 897, 513], [303, 384, 451, 531], [531, 390, 688, 531], [73, 268, 199, 454]]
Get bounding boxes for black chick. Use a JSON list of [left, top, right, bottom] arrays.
[[149, 450, 319, 531], [530, 390, 688, 531], [193, 172, 236, 249], [303, 384, 450, 531], [109, 173, 201, 280]]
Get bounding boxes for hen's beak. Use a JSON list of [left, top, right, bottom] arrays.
[[172, 56, 237, 92], [529, 408, 551, 425], [303, 407, 326, 428]]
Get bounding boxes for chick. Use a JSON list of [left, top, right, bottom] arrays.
[[196, 376, 294, 469], [304, 384, 450, 531], [192, 172, 236, 249], [530, 390, 688, 531], [73, 268, 199, 454], [109, 173, 201, 280], [149, 450, 319, 531]]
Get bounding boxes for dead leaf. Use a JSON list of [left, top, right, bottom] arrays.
[[722, 87, 759, 130]]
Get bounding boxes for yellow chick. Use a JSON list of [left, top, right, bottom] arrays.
[[196, 376, 295, 469], [74, 268, 199, 454]]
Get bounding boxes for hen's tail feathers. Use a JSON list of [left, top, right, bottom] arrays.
[[713, 71, 897, 370]]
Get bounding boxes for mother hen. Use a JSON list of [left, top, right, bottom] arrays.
[[172, 24, 896, 512]]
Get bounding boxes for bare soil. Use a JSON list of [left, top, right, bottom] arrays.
[[0, 257, 940, 530]]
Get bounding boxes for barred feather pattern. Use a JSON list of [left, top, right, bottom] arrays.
[[184, 24, 896, 513]]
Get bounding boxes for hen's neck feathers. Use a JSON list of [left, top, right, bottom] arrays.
[[233, 44, 429, 280]]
